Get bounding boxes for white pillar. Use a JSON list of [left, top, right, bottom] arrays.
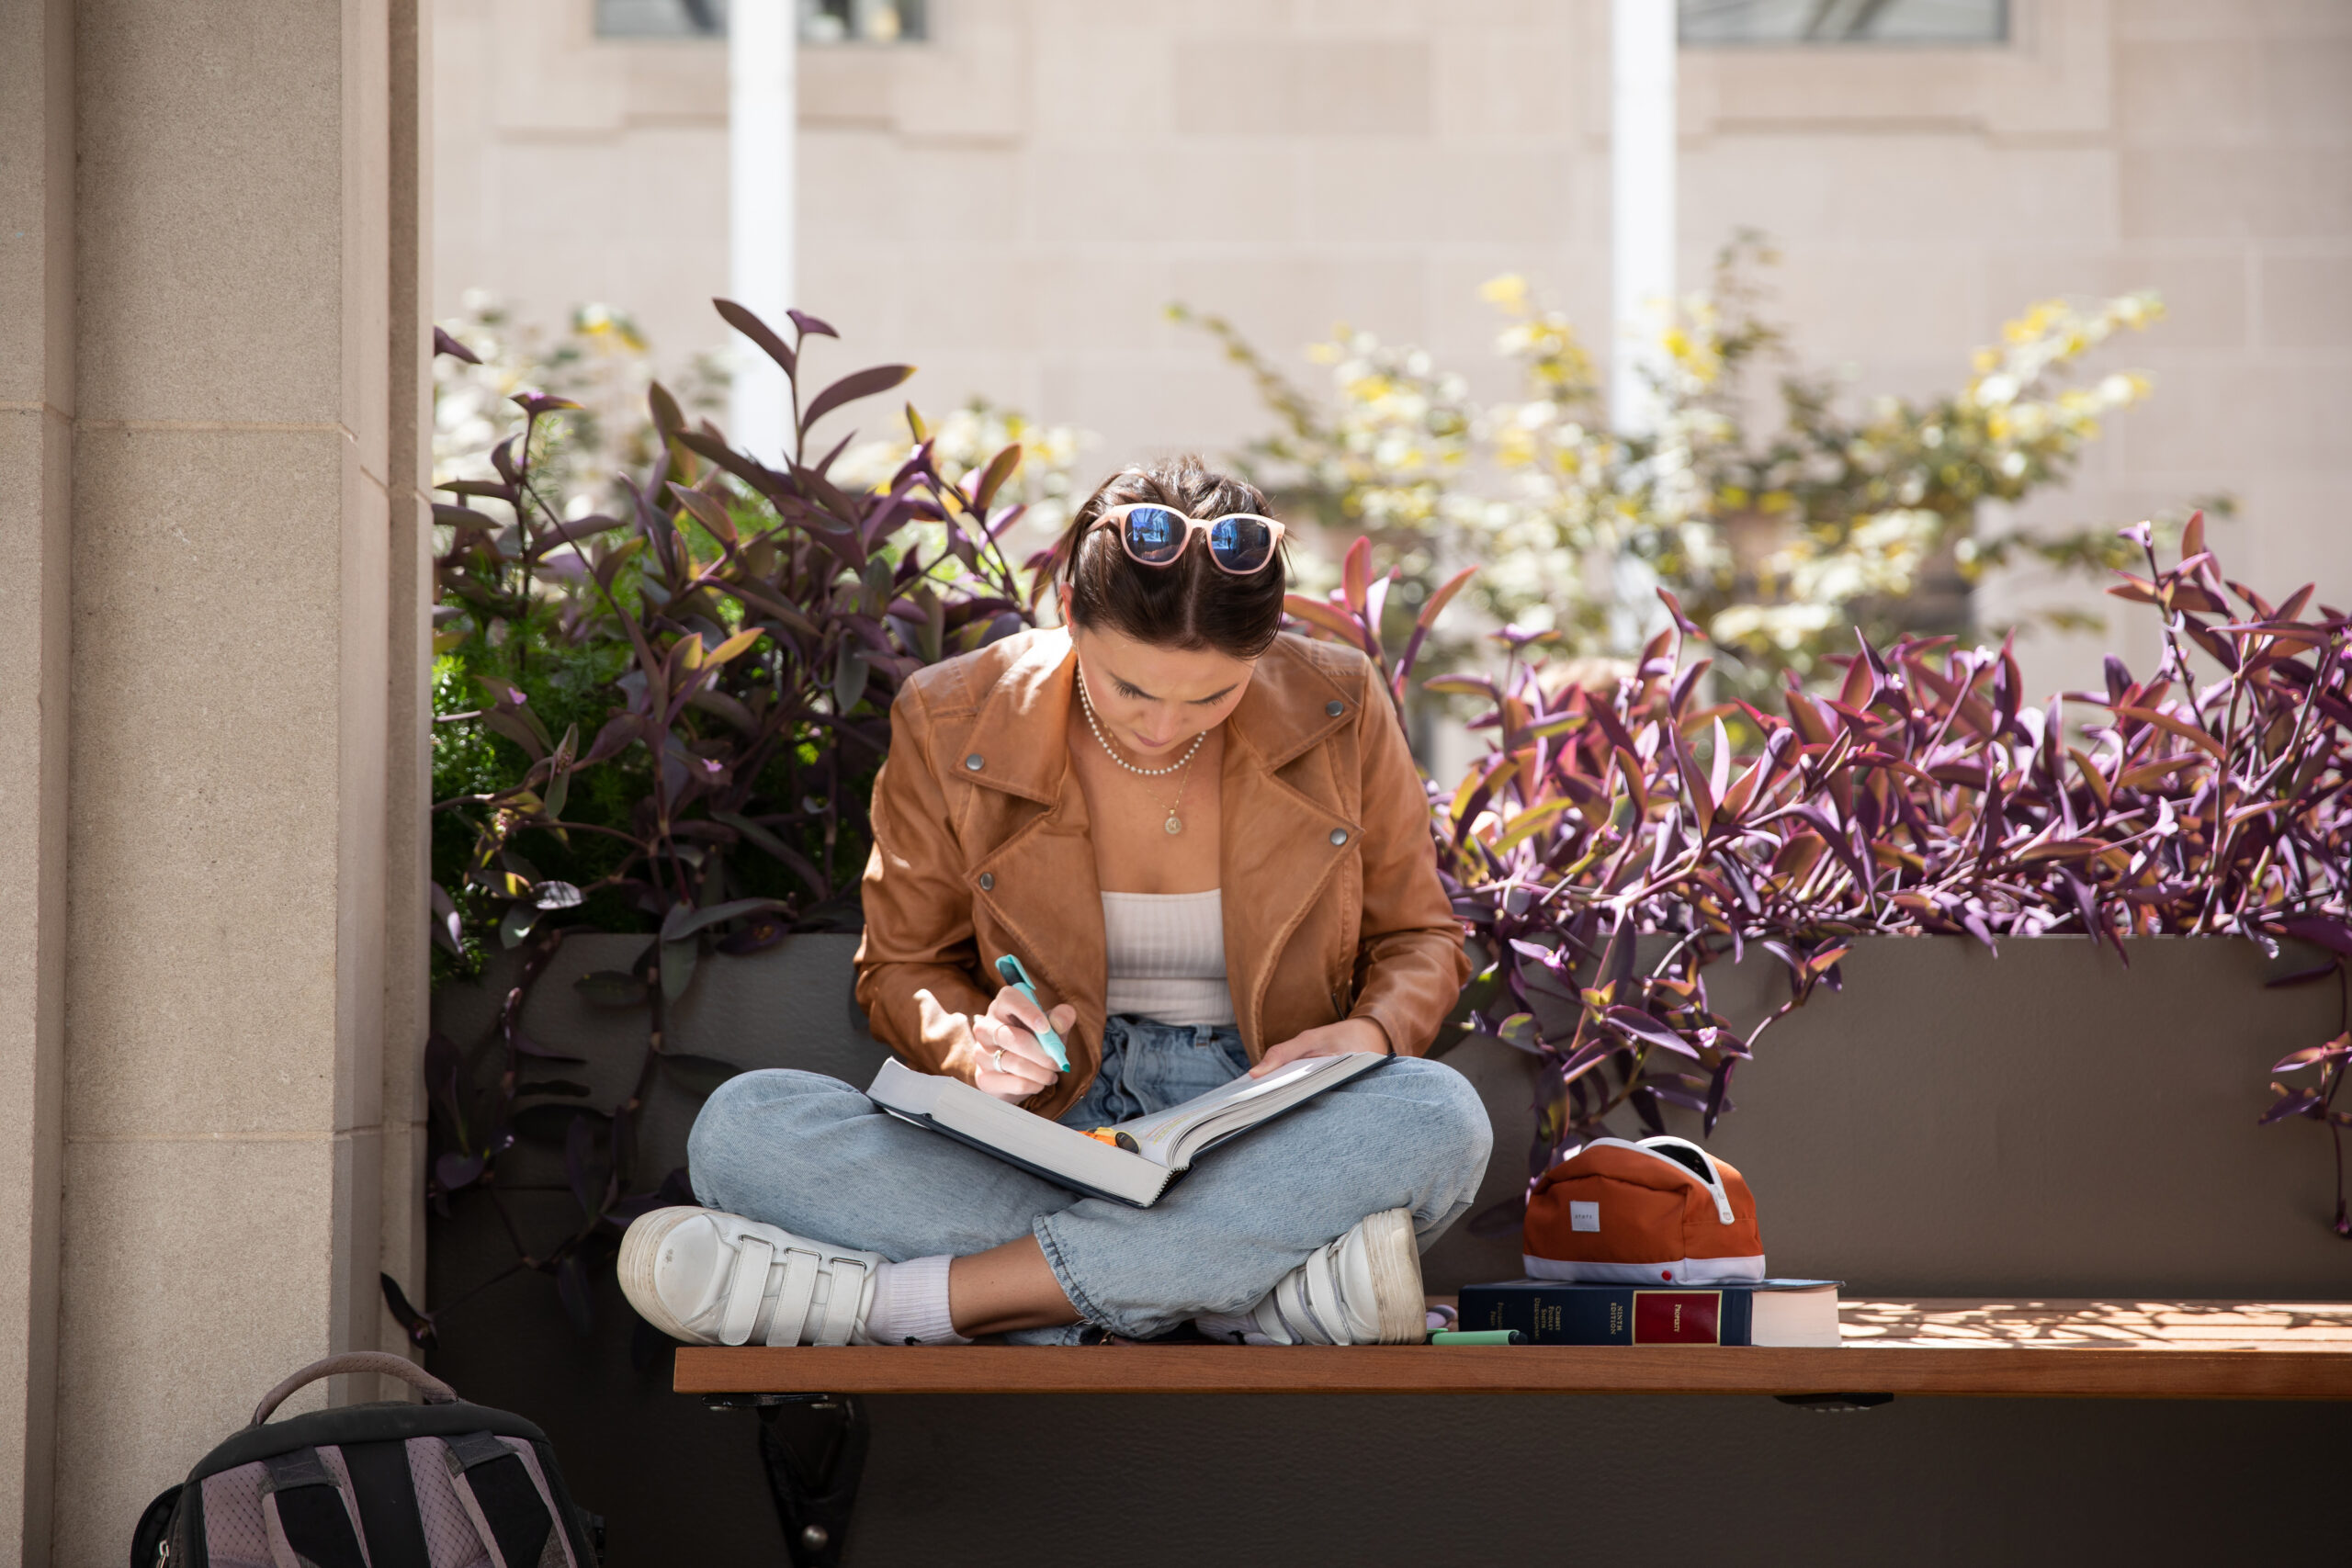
[[1611, 0, 1677, 435], [730, 0, 797, 464]]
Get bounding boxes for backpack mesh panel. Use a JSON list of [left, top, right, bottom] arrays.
[[197, 1461, 274, 1568]]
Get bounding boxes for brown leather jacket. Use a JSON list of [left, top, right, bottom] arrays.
[[854, 627, 1471, 1121]]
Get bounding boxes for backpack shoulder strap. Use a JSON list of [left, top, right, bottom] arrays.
[[259, 1447, 369, 1568], [440, 1432, 573, 1568]]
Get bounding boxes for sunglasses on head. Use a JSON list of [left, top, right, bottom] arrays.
[[1090, 502, 1288, 576]]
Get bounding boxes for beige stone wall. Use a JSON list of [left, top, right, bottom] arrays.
[[435, 0, 2351, 698], [0, 6, 76, 1556], [0, 1, 431, 1556]]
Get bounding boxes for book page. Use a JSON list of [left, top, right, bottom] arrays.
[[1112, 1054, 1370, 1168]]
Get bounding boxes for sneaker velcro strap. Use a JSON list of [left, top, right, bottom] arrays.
[[1304, 1247, 1348, 1341], [1271, 1247, 1345, 1345], [811, 1258, 869, 1346], [259, 1448, 368, 1568], [765, 1248, 822, 1346], [719, 1236, 775, 1346], [441, 1431, 571, 1568]]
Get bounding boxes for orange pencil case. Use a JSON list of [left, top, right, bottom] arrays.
[[1522, 1135, 1766, 1285]]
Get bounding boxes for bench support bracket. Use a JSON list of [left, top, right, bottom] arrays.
[[705, 1393, 869, 1566]]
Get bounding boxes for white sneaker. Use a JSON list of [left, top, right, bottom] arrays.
[[1200, 1208, 1427, 1345], [619, 1206, 885, 1347]]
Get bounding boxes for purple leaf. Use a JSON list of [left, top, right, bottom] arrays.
[[713, 297, 797, 377], [2272, 1036, 2351, 1074], [433, 326, 481, 365], [1602, 1005, 1702, 1059], [379, 1272, 437, 1349], [509, 1029, 587, 1064], [801, 364, 918, 433], [2279, 916, 2352, 958], [429, 881, 463, 957], [435, 1152, 484, 1194], [660, 897, 790, 942], [2259, 1088, 2323, 1125], [718, 915, 791, 956], [657, 1052, 743, 1097]]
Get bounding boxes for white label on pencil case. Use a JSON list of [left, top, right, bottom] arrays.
[[1570, 1201, 1600, 1233]]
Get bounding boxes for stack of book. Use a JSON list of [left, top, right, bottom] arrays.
[[1456, 1278, 1843, 1347]]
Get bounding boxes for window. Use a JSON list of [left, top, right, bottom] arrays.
[[1679, 0, 2006, 45], [594, 0, 928, 43]]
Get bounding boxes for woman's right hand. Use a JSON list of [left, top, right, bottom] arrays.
[[970, 987, 1076, 1102]]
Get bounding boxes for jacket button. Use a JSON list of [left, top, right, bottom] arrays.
[[1326, 700, 1345, 716], [1329, 829, 1349, 847], [978, 873, 994, 891], [964, 753, 985, 772]]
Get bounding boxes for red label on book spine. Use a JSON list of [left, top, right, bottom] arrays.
[[1632, 1291, 1722, 1344]]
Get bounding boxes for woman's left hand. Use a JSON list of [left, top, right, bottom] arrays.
[[1248, 1017, 1391, 1077]]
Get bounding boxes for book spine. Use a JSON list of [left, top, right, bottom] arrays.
[[1457, 1286, 1757, 1346]]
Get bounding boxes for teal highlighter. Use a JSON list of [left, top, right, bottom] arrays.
[[992, 954, 1070, 1072]]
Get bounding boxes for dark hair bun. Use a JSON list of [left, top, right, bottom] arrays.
[[1053, 456, 1287, 660]]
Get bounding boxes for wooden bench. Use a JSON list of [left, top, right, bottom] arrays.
[[681, 1298, 2352, 1564]]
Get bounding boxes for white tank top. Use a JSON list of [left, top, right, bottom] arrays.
[[1100, 889, 1236, 1029]]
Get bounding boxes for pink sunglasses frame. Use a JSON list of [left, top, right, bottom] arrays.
[[1088, 502, 1290, 575]]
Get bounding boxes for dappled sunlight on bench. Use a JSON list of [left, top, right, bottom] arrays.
[[1837, 1300, 2352, 1351]]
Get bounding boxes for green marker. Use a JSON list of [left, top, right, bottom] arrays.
[[993, 954, 1069, 1072], [1430, 1328, 1524, 1346]]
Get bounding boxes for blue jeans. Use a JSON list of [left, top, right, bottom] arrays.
[[687, 1016, 1493, 1342]]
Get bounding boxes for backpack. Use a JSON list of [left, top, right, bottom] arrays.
[[130, 1352, 602, 1568], [1522, 1134, 1766, 1285]]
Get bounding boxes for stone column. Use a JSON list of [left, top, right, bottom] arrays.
[[382, 0, 435, 1393], [0, 3, 76, 1557], [35, 0, 425, 1554]]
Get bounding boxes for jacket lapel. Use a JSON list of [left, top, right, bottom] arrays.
[[1218, 643, 1361, 1052], [958, 631, 1107, 1077], [949, 628, 1076, 805]]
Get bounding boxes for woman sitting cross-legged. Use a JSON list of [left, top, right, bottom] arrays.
[[619, 456, 1491, 1348]]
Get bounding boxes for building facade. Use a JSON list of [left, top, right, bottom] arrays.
[[436, 0, 2352, 696]]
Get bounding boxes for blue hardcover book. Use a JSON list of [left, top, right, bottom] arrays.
[[1456, 1279, 1843, 1347]]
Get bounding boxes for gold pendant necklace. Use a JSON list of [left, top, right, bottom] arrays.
[[1077, 666, 1207, 836], [1163, 750, 1196, 836]]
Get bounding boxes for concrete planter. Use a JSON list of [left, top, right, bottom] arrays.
[[1424, 934, 2352, 1301], [431, 933, 2348, 1565]]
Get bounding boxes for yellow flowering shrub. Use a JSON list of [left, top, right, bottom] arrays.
[[1178, 232, 2172, 694]]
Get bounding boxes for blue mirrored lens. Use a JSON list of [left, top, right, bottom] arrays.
[[1123, 506, 1186, 561], [1208, 516, 1274, 571]]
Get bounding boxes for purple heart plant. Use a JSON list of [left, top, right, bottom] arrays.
[[1288, 519, 2352, 1242], [406, 303, 1039, 1345]]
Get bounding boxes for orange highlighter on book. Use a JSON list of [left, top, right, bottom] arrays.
[[992, 954, 1070, 1072]]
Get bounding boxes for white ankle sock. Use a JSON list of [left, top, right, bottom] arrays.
[[865, 1255, 970, 1346]]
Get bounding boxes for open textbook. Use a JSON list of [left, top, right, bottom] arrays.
[[867, 1051, 1392, 1207]]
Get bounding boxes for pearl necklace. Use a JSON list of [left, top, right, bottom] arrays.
[[1076, 668, 1207, 835]]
